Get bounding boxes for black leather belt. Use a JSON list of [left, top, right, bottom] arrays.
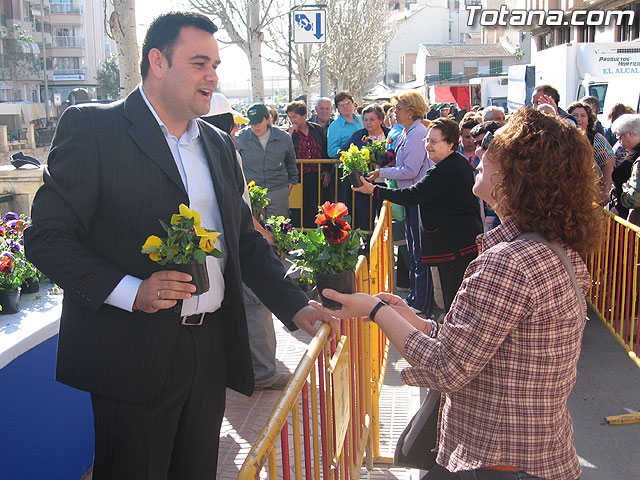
[[181, 312, 206, 326]]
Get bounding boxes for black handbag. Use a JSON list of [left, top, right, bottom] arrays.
[[394, 388, 440, 470]]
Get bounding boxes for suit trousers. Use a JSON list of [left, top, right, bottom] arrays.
[[91, 312, 226, 480]]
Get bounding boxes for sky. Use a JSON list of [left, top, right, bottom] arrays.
[[134, 0, 289, 90]]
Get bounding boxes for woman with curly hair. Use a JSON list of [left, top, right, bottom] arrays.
[[310, 108, 603, 480], [568, 101, 614, 204]]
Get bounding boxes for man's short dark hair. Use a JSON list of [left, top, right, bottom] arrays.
[[461, 118, 480, 131], [286, 101, 307, 116], [534, 84, 560, 105], [140, 12, 218, 80], [334, 91, 354, 108], [470, 121, 502, 139]]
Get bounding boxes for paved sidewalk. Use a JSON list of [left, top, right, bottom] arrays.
[[216, 320, 421, 479], [568, 310, 640, 480], [83, 309, 640, 480]]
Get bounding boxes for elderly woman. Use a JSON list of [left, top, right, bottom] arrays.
[[314, 108, 604, 480], [357, 118, 482, 311], [568, 101, 614, 204], [612, 114, 640, 225], [368, 92, 436, 314]]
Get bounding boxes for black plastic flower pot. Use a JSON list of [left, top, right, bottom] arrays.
[[348, 171, 365, 188], [0, 289, 21, 314], [166, 260, 210, 296], [304, 285, 319, 301], [315, 269, 356, 310], [21, 277, 39, 294]]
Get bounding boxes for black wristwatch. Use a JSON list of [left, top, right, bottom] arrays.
[[369, 299, 389, 323]]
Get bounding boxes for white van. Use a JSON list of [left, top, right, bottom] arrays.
[[598, 76, 640, 127]]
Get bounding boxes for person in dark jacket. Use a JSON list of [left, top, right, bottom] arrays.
[[286, 100, 330, 227], [354, 118, 482, 311]]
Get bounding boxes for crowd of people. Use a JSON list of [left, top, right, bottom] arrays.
[[21, 9, 640, 480]]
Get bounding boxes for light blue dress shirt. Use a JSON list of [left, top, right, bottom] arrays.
[[105, 86, 226, 315], [327, 114, 363, 158]]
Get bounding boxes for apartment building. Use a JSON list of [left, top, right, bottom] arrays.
[[0, 0, 117, 126]]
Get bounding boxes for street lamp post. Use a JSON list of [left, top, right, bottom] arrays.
[[39, 0, 50, 125]]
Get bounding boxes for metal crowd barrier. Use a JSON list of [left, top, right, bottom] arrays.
[[290, 159, 379, 232], [238, 201, 394, 478], [587, 208, 640, 368]]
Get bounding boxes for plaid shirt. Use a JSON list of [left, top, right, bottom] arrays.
[[292, 128, 323, 173], [401, 217, 588, 480]]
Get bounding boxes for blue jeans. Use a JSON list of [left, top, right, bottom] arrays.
[[422, 464, 560, 480], [405, 205, 434, 313]]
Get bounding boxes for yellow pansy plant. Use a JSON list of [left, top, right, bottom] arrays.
[[339, 143, 372, 181], [141, 204, 224, 265]]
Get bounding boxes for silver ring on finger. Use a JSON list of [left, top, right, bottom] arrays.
[[157, 290, 161, 298]]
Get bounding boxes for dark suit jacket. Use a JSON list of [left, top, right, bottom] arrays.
[[24, 88, 308, 402]]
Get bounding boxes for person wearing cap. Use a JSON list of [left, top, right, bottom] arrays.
[[201, 92, 248, 140], [237, 102, 298, 218]]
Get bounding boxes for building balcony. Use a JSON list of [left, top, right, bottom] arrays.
[[52, 36, 85, 48], [52, 69, 86, 81], [49, 3, 84, 14]]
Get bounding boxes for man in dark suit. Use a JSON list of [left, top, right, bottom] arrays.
[[24, 12, 337, 480]]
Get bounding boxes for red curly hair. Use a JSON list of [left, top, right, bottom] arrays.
[[487, 107, 603, 257]]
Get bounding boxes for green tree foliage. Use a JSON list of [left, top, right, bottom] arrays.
[[96, 55, 121, 100]]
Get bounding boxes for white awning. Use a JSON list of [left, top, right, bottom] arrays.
[[21, 42, 41, 55]]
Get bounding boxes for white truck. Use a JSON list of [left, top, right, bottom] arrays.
[[531, 41, 640, 122], [469, 75, 509, 111]]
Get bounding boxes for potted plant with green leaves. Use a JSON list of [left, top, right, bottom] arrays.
[[247, 181, 270, 221], [363, 135, 395, 167], [298, 201, 364, 309], [264, 215, 304, 260], [340, 144, 371, 187], [1, 212, 44, 294], [141, 203, 224, 295], [0, 252, 25, 314]]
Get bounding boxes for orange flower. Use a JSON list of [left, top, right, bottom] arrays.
[[315, 202, 352, 244]]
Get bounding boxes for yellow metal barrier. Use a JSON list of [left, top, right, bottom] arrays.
[[587, 208, 640, 368], [291, 159, 379, 232], [238, 201, 394, 479]]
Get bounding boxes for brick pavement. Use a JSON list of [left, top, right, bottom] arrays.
[[216, 319, 420, 479]]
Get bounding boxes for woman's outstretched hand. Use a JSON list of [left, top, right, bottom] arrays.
[[308, 289, 379, 320]]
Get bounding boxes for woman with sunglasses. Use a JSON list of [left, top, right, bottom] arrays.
[[355, 117, 482, 312], [314, 108, 604, 480]]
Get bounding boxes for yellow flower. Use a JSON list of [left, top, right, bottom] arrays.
[[363, 148, 370, 160], [142, 235, 164, 262], [248, 180, 256, 189], [178, 203, 201, 226], [196, 226, 222, 253], [348, 144, 359, 154]]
